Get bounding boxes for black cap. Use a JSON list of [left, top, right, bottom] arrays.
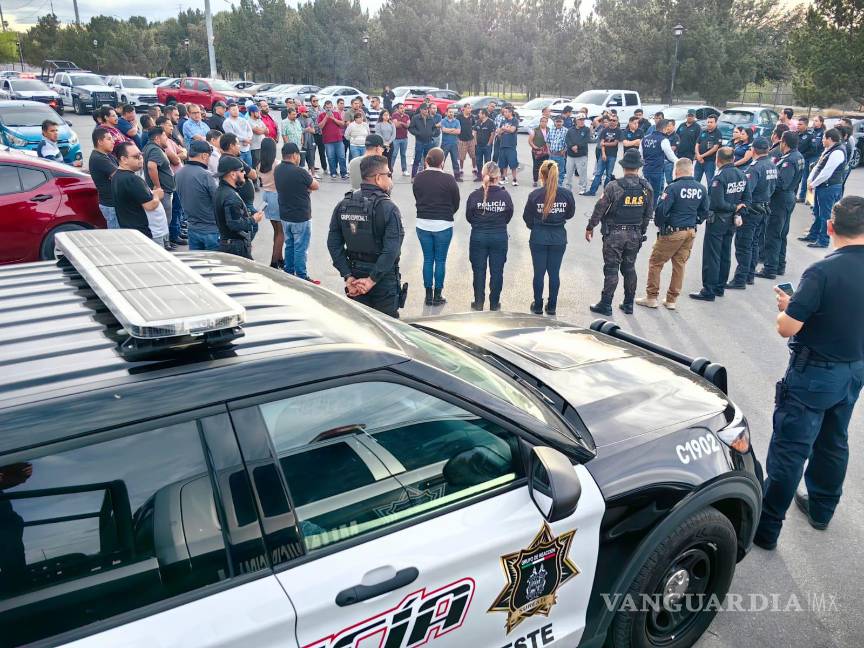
[[189, 140, 211, 156], [619, 149, 643, 169], [217, 155, 244, 176], [753, 136, 770, 152], [365, 134, 385, 148], [213, 101, 227, 109]]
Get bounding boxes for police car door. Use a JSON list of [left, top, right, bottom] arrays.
[[229, 368, 605, 648]]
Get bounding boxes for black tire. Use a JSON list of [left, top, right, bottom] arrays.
[[121, 95, 127, 104], [610, 508, 738, 648], [851, 147, 861, 169], [166, 97, 177, 106], [73, 97, 85, 115], [40, 223, 87, 261]]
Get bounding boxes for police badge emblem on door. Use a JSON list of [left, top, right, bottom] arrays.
[[488, 523, 580, 633]]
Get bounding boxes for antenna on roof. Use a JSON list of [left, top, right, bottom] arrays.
[[55, 229, 245, 358]]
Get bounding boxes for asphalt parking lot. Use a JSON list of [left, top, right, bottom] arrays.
[[69, 112, 864, 648]]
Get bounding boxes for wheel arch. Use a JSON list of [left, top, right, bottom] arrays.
[[577, 474, 762, 648], [39, 221, 98, 260]]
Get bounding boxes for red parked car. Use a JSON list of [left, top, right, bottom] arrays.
[[402, 89, 462, 116], [156, 77, 252, 111], [0, 152, 105, 264]]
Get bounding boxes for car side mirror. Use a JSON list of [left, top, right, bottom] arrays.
[[528, 446, 581, 522], [203, 87, 211, 94]]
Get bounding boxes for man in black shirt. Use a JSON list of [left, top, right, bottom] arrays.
[[584, 116, 622, 196], [473, 109, 496, 174], [565, 113, 591, 193], [111, 141, 164, 240], [214, 156, 264, 259], [275, 142, 320, 281], [694, 115, 722, 184], [89, 127, 119, 228], [754, 196, 864, 550], [456, 103, 478, 180], [675, 110, 701, 160], [207, 101, 227, 132], [219, 133, 258, 216]]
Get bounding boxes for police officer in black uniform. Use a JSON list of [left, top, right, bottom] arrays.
[[586, 149, 653, 315], [214, 156, 264, 259], [690, 147, 749, 301], [726, 137, 776, 289], [327, 155, 406, 317], [758, 131, 804, 279], [754, 196, 864, 549]]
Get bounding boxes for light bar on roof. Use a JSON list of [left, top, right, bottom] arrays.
[[55, 229, 245, 339]]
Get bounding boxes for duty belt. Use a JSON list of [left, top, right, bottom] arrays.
[[610, 224, 641, 231], [662, 226, 696, 234], [347, 251, 380, 263]]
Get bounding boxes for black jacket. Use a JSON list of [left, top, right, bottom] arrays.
[[522, 186, 576, 245], [565, 126, 591, 158], [214, 181, 255, 240], [709, 164, 748, 215], [654, 176, 709, 229], [466, 185, 514, 231], [409, 114, 437, 143], [413, 169, 460, 222]]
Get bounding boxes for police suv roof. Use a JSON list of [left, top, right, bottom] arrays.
[[0, 251, 413, 452]]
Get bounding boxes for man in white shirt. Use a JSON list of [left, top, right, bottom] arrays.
[[800, 128, 846, 248], [221, 101, 254, 168], [366, 96, 381, 133]]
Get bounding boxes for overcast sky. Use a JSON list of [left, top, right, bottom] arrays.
[[7, 0, 390, 28]]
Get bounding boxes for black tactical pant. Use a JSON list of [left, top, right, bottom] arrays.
[[219, 238, 252, 260], [350, 261, 400, 318], [601, 227, 643, 303], [731, 204, 767, 285], [763, 191, 796, 275], [701, 215, 735, 295]]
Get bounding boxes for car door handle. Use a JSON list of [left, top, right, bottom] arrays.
[[29, 194, 53, 203], [335, 567, 419, 607]]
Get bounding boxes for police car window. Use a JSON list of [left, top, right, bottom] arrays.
[[624, 93, 639, 106], [257, 382, 522, 552], [19, 167, 47, 191], [0, 165, 22, 194], [0, 421, 237, 645]]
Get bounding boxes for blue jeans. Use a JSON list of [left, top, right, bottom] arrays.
[[529, 243, 566, 309], [694, 158, 716, 185], [325, 141, 347, 177], [469, 229, 508, 304], [99, 204, 118, 229], [550, 155, 566, 185], [188, 230, 220, 251], [282, 220, 312, 278], [756, 359, 864, 545], [416, 226, 453, 289], [349, 144, 365, 160], [798, 157, 816, 201], [239, 150, 253, 168], [476, 144, 493, 172], [587, 156, 616, 194], [393, 138, 408, 172], [412, 140, 434, 177], [169, 190, 184, 242], [806, 184, 842, 246], [441, 140, 461, 175], [644, 171, 665, 207]]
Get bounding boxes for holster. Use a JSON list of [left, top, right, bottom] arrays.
[[792, 347, 811, 372]]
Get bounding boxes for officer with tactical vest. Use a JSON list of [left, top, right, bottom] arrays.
[[758, 131, 805, 279], [214, 155, 264, 259], [726, 137, 777, 289], [690, 147, 749, 301], [327, 154, 406, 317], [586, 149, 653, 315], [636, 157, 709, 310], [641, 119, 678, 206]]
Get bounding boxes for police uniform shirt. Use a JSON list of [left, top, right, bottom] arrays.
[[474, 119, 496, 147], [745, 156, 778, 203], [775, 149, 805, 193], [587, 175, 653, 231], [696, 128, 722, 160], [797, 129, 814, 158], [622, 127, 642, 147], [522, 186, 576, 245], [786, 245, 864, 362], [675, 122, 701, 156], [598, 126, 623, 158], [709, 165, 747, 213], [810, 127, 825, 157], [654, 177, 709, 229]]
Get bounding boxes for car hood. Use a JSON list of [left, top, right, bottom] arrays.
[[77, 85, 115, 93], [412, 313, 729, 449], [12, 90, 59, 98]]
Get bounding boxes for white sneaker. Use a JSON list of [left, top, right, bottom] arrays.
[[663, 300, 677, 310], [512, 180, 518, 186], [635, 296, 659, 308], [402, 171, 410, 177]]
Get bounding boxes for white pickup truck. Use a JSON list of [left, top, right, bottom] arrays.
[[568, 89, 643, 123]]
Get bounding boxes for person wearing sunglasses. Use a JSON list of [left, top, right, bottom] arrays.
[[328, 154, 405, 318], [111, 141, 167, 243]]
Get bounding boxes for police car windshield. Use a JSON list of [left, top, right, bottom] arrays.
[[10, 79, 50, 91], [70, 74, 105, 86], [573, 91, 608, 105], [719, 111, 755, 125], [0, 104, 62, 127]]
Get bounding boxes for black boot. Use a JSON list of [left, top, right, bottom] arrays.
[[589, 299, 613, 316], [432, 288, 446, 305], [619, 300, 634, 314], [471, 297, 484, 311], [530, 300, 543, 315], [489, 299, 501, 311], [425, 288, 434, 305]]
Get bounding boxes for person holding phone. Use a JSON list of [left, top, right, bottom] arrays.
[[754, 195, 864, 550]]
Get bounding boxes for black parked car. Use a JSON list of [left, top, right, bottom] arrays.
[[0, 230, 762, 648]]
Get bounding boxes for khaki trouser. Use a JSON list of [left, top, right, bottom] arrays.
[[458, 139, 477, 174], [645, 229, 697, 302]]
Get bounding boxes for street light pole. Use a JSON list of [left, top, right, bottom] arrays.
[[669, 24, 684, 103], [92, 38, 98, 72], [362, 33, 370, 90], [204, 0, 217, 78], [183, 38, 191, 77]]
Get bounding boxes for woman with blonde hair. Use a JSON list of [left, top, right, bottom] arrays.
[[465, 162, 514, 310], [523, 159, 576, 315]]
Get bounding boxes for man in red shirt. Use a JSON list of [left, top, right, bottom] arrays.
[[391, 104, 411, 176], [318, 100, 347, 179], [258, 100, 278, 140]]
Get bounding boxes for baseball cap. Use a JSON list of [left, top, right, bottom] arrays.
[[225, 99, 237, 107], [365, 134, 385, 148], [753, 137, 770, 152], [575, 113, 586, 120], [189, 140, 212, 156], [687, 109, 696, 116], [217, 155, 244, 176], [553, 114, 564, 121], [213, 100, 227, 109], [247, 105, 259, 113]]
